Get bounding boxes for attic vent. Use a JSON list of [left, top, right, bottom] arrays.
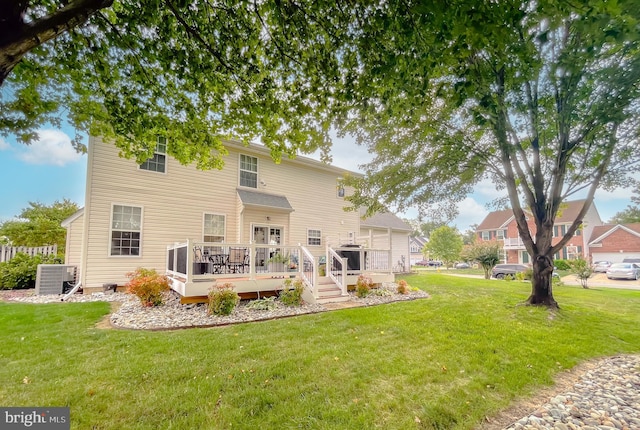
[[35, 265, 77, 295]]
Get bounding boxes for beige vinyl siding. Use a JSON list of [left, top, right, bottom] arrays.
[[64, 213, 84, 266], [361, 227, 410, 270], [81, 136, 361, 288]]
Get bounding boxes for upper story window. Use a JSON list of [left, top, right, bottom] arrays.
[[140, 136, 167, 173], [481, 231, 490, 240], [110, 204, 142, 256], [496, 229, 505, 239], [239, 154, 258, 188], [307, 229, 322, 246], [204, 213, 225, 242]]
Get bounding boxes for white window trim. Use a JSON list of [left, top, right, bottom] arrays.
[[238, 153, 259, 188], [203, 213, 226, 243], [496, 229, 505, 239], [139, 136, 168, 174], [307, 228, 322, 246], [108, 203, 143, 258], [481, 231, 490, 240]]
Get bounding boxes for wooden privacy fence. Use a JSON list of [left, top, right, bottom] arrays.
[[0, 245, 58, 263]]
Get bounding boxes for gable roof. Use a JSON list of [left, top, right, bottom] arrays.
[[588, 223, 640, 245], [360, 209, 412, 231], [477, 209, 514, 230], [61, 208, 85, 228], [236, 189, 294, 212], [477, 200, 593, 230], [410, 236, 429, 247]]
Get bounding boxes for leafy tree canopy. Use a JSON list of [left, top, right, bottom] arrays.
[[337, 0, 640, 307], [0, 199, 80, 252], [461, 241, 501, 279], [1, 0, 348, 166], [424, 226, 463, 267]]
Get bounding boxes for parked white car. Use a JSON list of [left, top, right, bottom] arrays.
[[606, 263, 640, 280]]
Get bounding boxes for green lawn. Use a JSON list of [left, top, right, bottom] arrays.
[[1, 274, 639, 429]]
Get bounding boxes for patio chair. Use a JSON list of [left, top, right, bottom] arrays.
[[209, 253, 228, 274], [227, 248, 249, 273]]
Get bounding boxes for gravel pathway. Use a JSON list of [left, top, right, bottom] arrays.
[[502, 354, 640, 430], [2, 283, 430, 330]]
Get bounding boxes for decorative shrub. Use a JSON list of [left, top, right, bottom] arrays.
[[0, 253, 61, 290], [371, 287, 392, 297], [355, 275, 373, 298], [553, 259, 571, 270], [126, 268, 169, 307], [396, 279, 409, 295], [515, 268, 533, 281], [208, 283, 240, 315], [246, 296, 278, 311], [279, 278, 304, 306]]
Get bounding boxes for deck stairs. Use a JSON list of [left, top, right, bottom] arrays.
[[315, 276, 350, 304]]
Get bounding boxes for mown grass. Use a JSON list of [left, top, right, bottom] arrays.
[[1, 274, 639, 429]]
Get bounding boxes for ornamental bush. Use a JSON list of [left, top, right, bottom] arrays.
[[279, 278, 304, 306], [355, 275, 373, 298], [126, 268, 169, 307], [208, 283, 240, 316], [0, 253, 63, 290], [396, 279, 409, 295]]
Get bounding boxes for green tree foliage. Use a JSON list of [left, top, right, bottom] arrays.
[[1, 0, 343, 164], [461, 241, 501, 279], [0, 199, 79, 252], [424, 226, 463, 268], [341, 1, 640, 308]]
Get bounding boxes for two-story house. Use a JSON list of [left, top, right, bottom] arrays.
[[475, 200, 603, 264], [63, 136, 408, 303]]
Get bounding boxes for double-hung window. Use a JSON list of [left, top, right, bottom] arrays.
[[140, 136, 167, 173], [307, 229, 322, 246], [110, 205, 142, 256], [239, 154, 258, 188], [204, 214, 225, 242], [481, 231, 490, 240]]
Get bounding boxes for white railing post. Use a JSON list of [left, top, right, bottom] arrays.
[[341, 257, 348, 295], [186, 239, 193, 282]]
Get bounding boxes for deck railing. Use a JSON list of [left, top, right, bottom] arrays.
[[328, 247, 348, 296], [166, 240, 392, 298], [299, 246, 318, 299]]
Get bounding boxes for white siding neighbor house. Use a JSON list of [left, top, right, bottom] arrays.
[[64, 136, 403, 303]]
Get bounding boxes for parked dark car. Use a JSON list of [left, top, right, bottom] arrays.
[[491, 264, 529, 279], [415, 260, 430, 266], [428, 260, 443, 267]]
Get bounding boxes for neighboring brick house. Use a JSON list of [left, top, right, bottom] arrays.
[[588, 224, 640, 263], [476, 200, 603, 264]]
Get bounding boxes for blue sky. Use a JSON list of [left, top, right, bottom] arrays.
[[0, 127, 633, 230]]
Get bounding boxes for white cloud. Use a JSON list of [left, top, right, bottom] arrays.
[[453, 197, 489, 230], [17, 130, 83, 166], [0, 138, 10, 151]]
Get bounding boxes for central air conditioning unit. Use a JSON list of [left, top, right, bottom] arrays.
[[35, 265, 77, 295]]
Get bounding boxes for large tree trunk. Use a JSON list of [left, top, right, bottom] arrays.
[[526, 254, 558, 308]]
